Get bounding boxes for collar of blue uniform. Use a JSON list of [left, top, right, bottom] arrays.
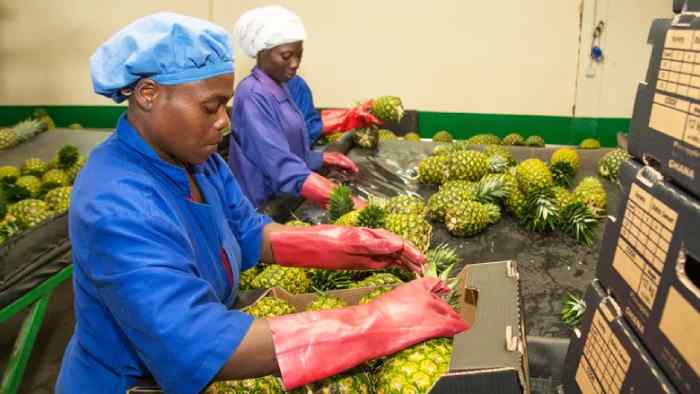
[[115, 113, 205, 196], [252, 67, 291, 103]]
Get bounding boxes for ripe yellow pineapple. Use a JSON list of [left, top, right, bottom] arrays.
[[445, 150, 489, 181], [515, 159, 554, 196], [417, 155, 449, 185], [574, 177, 607, 211], [251, 265, 312, 295], [383, 213, 432, 253]]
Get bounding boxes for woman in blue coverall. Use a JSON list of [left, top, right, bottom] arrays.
[[227, 6, 365, 209], [56, 13, 467, 394], [287, 75, 323, 144]]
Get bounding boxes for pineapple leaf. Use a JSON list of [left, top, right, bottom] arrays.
[[561, 292, 586, 328], [356, 204, 387, 228], [57, 145, 80, 169], [559, 202, 600, 246], [2, 183, 31, 203], [328, 185, 354, 221], [474, 176, 507, 204], [550, 162, 575, 188], [520, 191, 559, 232]]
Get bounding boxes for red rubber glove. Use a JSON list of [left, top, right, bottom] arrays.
[[300, 173, 365, 209], [321, 100, 384, 135], [268, 278, 469, 390], [322, 152, 359, 174], [270, 224, 425, 273]]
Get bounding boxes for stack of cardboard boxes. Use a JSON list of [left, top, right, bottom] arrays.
[[563, 2, 700, 393]]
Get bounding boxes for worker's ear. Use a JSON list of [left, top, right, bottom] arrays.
[[129, 78, 160, 112]]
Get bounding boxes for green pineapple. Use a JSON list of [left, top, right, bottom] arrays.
[[432, 130, 453, 143], [44, 186, 71, 213], [0, 119, 46, 150], [502, 133, 525, 146], [310, 269, 355, 291], [374, 337, 454, 394], [334, 210, 360, 226], [484, 203, 502, 225], [558, 201, 600, 246], [403, 132, 421, 141], [428, 189, 469, 223], [251, 265, 312, 294], [579, 138, 601, 149], [445, 150, 489, 181], [525, 135, 545, 147], [15, 175, 42, 197], [385, 195, 426, 217], [465, 133, 501, 146], [370, 96, 404, 123], [574, 177, 607, 211], [356, 204, 387, 228], [42, 169, 70, 187], [417, 155, 448, 185], [328, 185, 355, 222], [561, 292, 587, 328], [291, 369, 374, 394], [484, 144, 516, 166], [56, 145, 80, 169], [21, 158, 48, 177], [597, 149, 631, 181], [351, 272, 403, 289], [8, 199, 53, 229], [384, 213, 432, 253], [445, 200, 490, 237], [0, 166, 21, 184], [550, 147, 580, 187], [306, 293, 348, 311], [515, 159, 554, 196], [502, 172, 526, 218], [378, 129, 398, 142], [0, 214, 21, 244], [353, 128, 379, 150]]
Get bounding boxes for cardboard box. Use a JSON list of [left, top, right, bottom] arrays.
[[596, 159, 700, 393], [130, 261, 529, 393], [627, 16, 700, 198], [562, 280, 678, 394]]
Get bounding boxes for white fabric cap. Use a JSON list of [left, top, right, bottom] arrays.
[[234, 5, 306, 58]]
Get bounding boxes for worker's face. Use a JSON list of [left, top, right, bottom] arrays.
[[258, 41, 303, 83], [143, 74, 233, 165]]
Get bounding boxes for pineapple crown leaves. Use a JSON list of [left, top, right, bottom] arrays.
[[328, 185, 354, 221], [37, 182, 61, 200], [486, 154, 509, 173], [558, 201, 600, 246], [426, 244, 459, 276], [57, 145, 80, 168], [561, 292, 587, 328], [2, 183, 31, 203], [356, 204, 387, 229], [550, 162, 576, 188], [474, 176, 508, 204], [520, 190, 560, 232]]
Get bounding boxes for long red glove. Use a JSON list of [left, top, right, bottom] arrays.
[[300, 173, 365, 209], [268, 278, 469, 390], [321, 100, 383, 135], [270, 224, 424, 273], [322, 152, 359, 174]]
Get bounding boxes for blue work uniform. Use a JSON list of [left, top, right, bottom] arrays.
[[56, 114, 271, 394], [227, 67, 323, 208], [287, 75, 323, 144]]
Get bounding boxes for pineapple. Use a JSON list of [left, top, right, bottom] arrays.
[[561, 292, 587, 328], [66, 155, 86, 182], [385, 195, 426, 217], [306, 293, 348, 311], [520, 191, 559, 232], [574, 177, 607, 211], [384, 213, 432, 253], [326, 132, 344, 144], [428, 188, 470, 223], [0, 128, 18, 150], [417, 155, 448, 185], [432, 130, 453, 143], [334, 210, 360, 226], [472, 175, 508, 204], [207, 375, 283, 394], [503, 133, 525, 146], [42, 169, 70, 187], [426, 244, 460, 276], [0, 119, 46, 150], [484, 144, 515, 166], [445, 150, 488, 181], [8, 199, 53, 229], [21, 158, 48, 177], [0, 166, 21, 184], [251, 265, 312, 294], [328, 185, 355, 222], [291, 369, 374, 394], [525, 135, 545, 147], [285, 219, 311, 227], [515, 159, 554, 196], [502, 172, 526, 218], [403, 132, 421, 141], [356, 204, 387, 228], [552, 186, 575, 210], [310, 269, 355, 291], [44, 186, 71, 213], [431, 144, 453, 156], [0, 214, 21, 244], [378, 129, 398, 142], [558, 201, 600, 246], [353, 128, 379, 150], [465, 134, 501, 146], [15, 175, 42, 197], [597, 149, 631, 181], [68, 123, 83, 130], [445, 200, 490, 237], [239, 266, 260, 290], [579, 138, 601, 149], [550, 147, 580, 187], [351, 272, 403, 289], [484, 203, 502, 225], [243, 295, 297, 318], [370, 96, 404, 123], [438, 180, 475, 194]]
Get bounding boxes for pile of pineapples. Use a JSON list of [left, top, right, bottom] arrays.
[[0, 145, 85, 245], [0, 109, 55, 150]]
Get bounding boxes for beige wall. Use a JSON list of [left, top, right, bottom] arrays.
[[0, 0, 672, 118]]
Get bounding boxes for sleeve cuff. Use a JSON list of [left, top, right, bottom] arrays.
[[307, 151, 324, 171]]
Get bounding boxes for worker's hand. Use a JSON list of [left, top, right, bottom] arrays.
[[323, 152, 359, 174], [270, 224, 426, 273], [268, 277, 469, 389], [300, 173, 365, 210], [320, 100, 384, 135]]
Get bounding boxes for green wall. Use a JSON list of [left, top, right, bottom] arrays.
[[1, 106, 629, 147]]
